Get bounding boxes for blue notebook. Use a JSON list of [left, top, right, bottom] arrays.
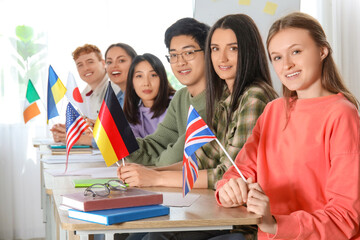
[[68, 204, 169, 225], [50, 145, 90, 149]]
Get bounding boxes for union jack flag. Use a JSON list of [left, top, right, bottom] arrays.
[[182, 105, 216, 196], [65, 103, 89, 172]]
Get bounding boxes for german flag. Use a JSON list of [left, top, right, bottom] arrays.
[[93, 83, 139, 166]]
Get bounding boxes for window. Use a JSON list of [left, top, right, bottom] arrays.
[[0, 0, 192, 124]]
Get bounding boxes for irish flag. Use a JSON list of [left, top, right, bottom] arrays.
[[24, 79, 41, 124]]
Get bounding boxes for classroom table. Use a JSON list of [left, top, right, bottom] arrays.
[[35, 141, 261, 240], [34, 141, 107, 240], [44, 172, 261, 240]]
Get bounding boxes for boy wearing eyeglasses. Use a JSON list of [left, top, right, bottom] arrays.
[[118, 18, 209, 178]]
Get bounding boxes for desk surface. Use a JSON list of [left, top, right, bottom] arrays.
[[45, 172, 261, 233]]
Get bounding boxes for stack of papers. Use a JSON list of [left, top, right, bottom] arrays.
[[45, 167, 117, 178], [50, 145, 92, 155]]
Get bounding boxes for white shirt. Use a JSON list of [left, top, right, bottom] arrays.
[[81, 74, 120, 119]]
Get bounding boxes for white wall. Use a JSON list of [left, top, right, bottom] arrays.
[[194, 0, 301, 94]]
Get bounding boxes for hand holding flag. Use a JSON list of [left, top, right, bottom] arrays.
[[182, 105, 247, 197], [65, 103, 89, 172], [182, 105, 216, 196]]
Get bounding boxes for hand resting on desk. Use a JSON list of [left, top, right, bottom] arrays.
[[218, 177, 277, 234], [50, 123, 66, 143]]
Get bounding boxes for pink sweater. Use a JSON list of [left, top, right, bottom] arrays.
[[216, 94, 360, 240]]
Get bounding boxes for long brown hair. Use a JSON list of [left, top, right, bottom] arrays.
[[266, 12, 359, 112], [205, 14, 278, 129]]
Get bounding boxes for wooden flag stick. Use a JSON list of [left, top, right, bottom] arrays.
[[215, 139, 247, 183]]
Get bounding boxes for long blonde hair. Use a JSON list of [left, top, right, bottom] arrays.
[[267, 12, 359, 113]]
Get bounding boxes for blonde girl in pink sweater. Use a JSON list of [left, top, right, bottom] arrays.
[[216, 12, 360, 240]]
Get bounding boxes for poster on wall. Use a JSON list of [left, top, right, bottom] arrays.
[[194, 0, 300, 38], [194, 0, 301, 93]]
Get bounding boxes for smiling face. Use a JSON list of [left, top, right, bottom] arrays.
[[210, 28, 238, 93], [105, 46, 133, 90], [169, 35, 206, 96], [268, 28, 329, 99], [132, 60, 160, 108], [75, 52, 106, 89]]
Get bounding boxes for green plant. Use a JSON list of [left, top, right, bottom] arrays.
[[166, 70, 184, 90], [10, 25, 47, 88]]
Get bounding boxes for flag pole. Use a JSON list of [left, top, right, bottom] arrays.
[[115, 159, 125, 166], [39, 98, 47, 116], [116, 160, 129, 187], [214, 139, 247, 183]]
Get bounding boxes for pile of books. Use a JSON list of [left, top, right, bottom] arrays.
[[61, 181, 169, 225], [50, 145, 93, 155]]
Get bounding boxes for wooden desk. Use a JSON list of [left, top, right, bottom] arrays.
[[44, 173, 261, 240], [34, 141, 107, 240]]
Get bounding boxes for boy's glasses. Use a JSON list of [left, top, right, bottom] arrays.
[[165, 49, 203, 64], [84, 180, 127, 197]]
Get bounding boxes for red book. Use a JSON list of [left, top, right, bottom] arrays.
[[62, 188, 163, 212]]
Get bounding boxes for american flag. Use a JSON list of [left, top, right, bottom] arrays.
[[65, 103, 89, 172], [183, 105, 216, 196]]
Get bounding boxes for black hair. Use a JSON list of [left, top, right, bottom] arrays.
[[124, 53, 176, 124], [164, 18, 210, 50]]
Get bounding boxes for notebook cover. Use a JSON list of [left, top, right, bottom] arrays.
[[62, 188, 163, 211], [51, 150, 92, 155], [50, 145, 91, 149], [50, 145, 92, 155], [68, 204, 170, 225]]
